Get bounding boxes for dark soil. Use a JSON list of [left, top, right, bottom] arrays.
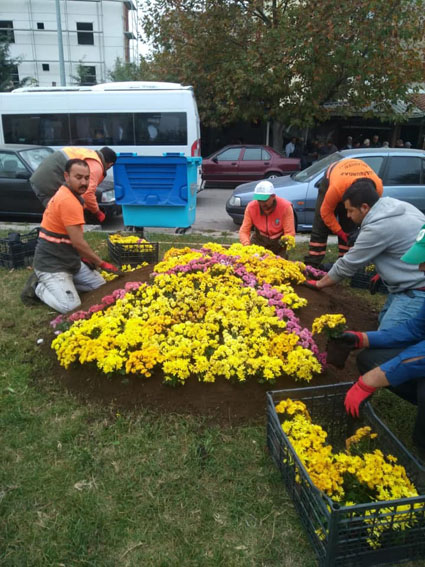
[[44, 267, 379, 424]]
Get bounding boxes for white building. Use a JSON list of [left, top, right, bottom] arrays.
[[1, 0, 138, 87]]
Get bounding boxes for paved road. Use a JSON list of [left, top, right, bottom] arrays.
[[101, 187, 238, 235], [0, 187, 329, 242]]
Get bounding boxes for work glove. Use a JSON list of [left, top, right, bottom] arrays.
[[81, 257, 96, 270], [336, 229, 349, 244], [369, 274, 381, 295], [99, 261, 119, 273], [303, 279, 321, 290], [333, 331, 364, 350], [95, 209, 106, 223], [344, 376, 377, 418]]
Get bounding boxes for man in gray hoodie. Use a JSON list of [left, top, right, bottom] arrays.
[[305, 178, 425, 329]]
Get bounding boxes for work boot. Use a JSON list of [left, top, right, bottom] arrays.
[[20, 272, 40, 306]]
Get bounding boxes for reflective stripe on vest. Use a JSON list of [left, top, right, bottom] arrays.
[[39, 232, 72, 245]]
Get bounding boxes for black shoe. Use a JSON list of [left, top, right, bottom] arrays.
[[20, 272, 40, 306]]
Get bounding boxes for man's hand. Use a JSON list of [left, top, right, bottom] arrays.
[[303, 279, 321, 290], [99, 261, 119, 273], [369, 274, 381, 295], [95, 209, 106, 223], [333, 331, 364, 349], [336, 229, 348, 244], [344, 376, 377, 417]]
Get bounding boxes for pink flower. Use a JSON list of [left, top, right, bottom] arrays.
[[50, 314, 64, 328], [88, 304, 103, 313], [68, 310, 88, 321]]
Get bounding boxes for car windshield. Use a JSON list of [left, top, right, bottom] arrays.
[[292, 152, 342, 182], [19, 147, 53, 171]]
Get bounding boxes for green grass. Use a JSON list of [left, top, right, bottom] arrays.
[[0, 231, 420, 566]]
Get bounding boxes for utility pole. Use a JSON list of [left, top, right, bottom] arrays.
[[55, 0, 66, 85]]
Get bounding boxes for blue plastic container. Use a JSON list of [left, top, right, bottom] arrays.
[[113, 154, 202, 228]]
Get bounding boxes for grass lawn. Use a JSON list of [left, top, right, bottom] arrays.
[[0, 231, 420, 566]]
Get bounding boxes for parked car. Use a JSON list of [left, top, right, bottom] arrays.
[[0, 144, 120, 220], [226, 148, 425, 231], [202, 144, 300, 187]]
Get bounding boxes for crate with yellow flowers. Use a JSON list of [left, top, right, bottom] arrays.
[[107, 232, 159, 266], [267, 383, 425, 567]]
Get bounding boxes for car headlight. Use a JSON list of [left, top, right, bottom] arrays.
[[100, 190, 115, 203], [229, 196, 241, 207]]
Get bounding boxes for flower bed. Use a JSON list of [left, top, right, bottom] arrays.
[[51, 242, 327, 385], [267, 383, 425, 566]]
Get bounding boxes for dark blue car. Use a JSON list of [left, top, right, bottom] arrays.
[[226, 148, 425, 231]]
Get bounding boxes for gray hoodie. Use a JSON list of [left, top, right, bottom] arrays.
[[328, 197, 425, 293]]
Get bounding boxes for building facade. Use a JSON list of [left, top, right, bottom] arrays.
[[1, 0, 138, 87]]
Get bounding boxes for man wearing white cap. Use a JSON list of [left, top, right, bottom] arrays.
[[332, 224, 425, 458], [239, 180, 296, 257]]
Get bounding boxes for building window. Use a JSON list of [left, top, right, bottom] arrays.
[[80, 65, 96, 86], [8, 64, 19, 88], [37, 22, 44, 30], [76, 22, 94, 45], [42, 64, 50, 71], [0, 21, 15, 43]]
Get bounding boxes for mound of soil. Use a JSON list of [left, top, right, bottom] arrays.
[[45, 267, 380, 423]]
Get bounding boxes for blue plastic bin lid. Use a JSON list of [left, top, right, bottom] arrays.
[[113, 154, 200, 207]]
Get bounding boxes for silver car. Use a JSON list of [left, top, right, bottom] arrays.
[[225, 148, 425, 231]]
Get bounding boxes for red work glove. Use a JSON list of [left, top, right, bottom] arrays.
[[336, 229, 348, 244], [344, 376, 377, 418], [303, 279, 321, 290], [95, 209, 106, 223], [99, 261, 119, 273], [334, 331, 364, 349]]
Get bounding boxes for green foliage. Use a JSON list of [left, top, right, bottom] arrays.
[[70, 60, 97, 86], [108, 56, 156, 82], [0, 40, 35, 91], [140, 0, 425, 127]]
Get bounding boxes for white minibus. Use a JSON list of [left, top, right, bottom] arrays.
[[0, 82, 201, 159]]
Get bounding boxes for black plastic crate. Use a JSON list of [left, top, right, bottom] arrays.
[[0, 228, 39, 269], [107, 233, 159, 267], [350, 269, 388, 294], [267, 383, 425, 567]]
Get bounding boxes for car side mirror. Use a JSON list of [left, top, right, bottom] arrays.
[[16, 171, 31, 180], [314, 179, 321, 188], [212, 157, 218, 163]]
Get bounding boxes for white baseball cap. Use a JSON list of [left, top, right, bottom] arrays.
[[253, 180, 274, 201]]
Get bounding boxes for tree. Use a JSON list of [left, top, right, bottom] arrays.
[[108, 57, 155, 81], [140, 0, 425, 147], [0, 40, 34, 91]]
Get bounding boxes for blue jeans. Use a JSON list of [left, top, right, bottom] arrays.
[[357, 347, 425, 449], [378, 290, 425, 330]]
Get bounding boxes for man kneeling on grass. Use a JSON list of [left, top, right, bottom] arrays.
[[21, 158, 118, 314]]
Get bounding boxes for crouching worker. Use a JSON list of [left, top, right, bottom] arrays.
[[332, 226, 425, 457], [239, 180, 295, 258], [21, 159, 118, 314]]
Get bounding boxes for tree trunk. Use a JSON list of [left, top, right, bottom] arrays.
[[271, 120, 285, 152]]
